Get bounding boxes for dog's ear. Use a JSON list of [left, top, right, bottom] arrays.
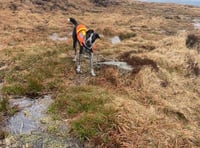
[[86, 29, 94, 34], [95, 33, 100, 39]]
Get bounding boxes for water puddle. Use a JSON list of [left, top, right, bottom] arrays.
[[193, 19, 200, 29], [7, 95, 53, 134], [98, 61, 133, 71], [49, 33, 67, 41], [2, 95, 82, 147], [110, 36, 121, 44]]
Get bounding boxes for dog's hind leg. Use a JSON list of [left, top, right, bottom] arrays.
[[72, 40, 77, 62], [72, 28, 77, 62], [76, 46, 83, 74], [90, 52, 96, 77]]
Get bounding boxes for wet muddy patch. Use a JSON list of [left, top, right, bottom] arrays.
[[119, 51, 159, 74], [186, 33, 200, 53]]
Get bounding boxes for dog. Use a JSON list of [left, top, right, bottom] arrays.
[[68, 17, 100, 76]]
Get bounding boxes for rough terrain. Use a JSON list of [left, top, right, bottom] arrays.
[[0, 0, 200, 147]]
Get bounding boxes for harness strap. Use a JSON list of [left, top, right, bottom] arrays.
[[83, 43, 92, 51]]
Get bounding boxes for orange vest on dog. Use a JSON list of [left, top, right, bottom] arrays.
[[76, 24, 87, 46]]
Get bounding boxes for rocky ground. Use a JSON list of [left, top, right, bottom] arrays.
[[0, 0, 200, 147]]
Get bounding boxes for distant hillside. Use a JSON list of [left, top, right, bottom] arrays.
[[1, 0, 200, 147], [0, 0, 121, 12]]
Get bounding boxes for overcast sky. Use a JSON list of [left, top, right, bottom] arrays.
[[141, 0, 200, 6]]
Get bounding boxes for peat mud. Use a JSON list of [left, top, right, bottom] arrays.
[[186, 33, 200, 53], [119, 50, 159, 74]]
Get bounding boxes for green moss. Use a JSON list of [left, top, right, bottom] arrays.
[[2, 83, 26, 95], [0, 97, 8, 112], [2, 45, 72, 96], [49, 86, 111, 116], [71, 108, 116, 141], [2, 78, 43, 96], [49, 86, 117, 141], [26, 77, 43, 94], [46, 79, 62, 91]]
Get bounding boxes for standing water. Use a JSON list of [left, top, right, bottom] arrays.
[[7, 95, 53, 134], [98, 61, 133, 71], [110, 36, 121, 44], [193, 19, 200, 29], [2, 95, 81, 147]]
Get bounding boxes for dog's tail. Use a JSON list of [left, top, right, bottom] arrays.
[[68, 18, 78, 26]]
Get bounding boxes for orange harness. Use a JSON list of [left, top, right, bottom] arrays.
[[76, 24, 87, 46], [76, 24, 96, 51]]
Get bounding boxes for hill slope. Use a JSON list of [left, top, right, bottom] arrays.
[[0, 0, 200, 147]]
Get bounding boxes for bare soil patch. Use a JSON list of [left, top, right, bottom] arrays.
[[119, 51, 159, 74], [186, 33, 200, 53]]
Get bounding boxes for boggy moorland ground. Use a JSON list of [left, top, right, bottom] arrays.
[[0, 0, 200, 147]]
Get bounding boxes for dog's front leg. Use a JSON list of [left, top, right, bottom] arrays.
[[73, 49, 77, 62], [90, 52, 96, 77], [76, 46, 83, 74]]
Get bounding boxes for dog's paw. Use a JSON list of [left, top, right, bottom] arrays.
[[76, 70, 81, 74], [76, 69, 81, 74], [72, 56, 77, 62], [76, 66, 81, 74], [91, 73, 96, 77], [72, 58, 76, 62], [91, 70, 96, 77]]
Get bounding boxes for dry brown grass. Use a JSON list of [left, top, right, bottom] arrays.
[[1, 0, 200, 147]]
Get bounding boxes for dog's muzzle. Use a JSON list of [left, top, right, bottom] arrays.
[[85, 33, 94, 48]]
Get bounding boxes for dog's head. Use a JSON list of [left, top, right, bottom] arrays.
[[85, 29, 100, 48]]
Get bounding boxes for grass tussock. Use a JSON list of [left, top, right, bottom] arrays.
[[1, 0, 200, 147], [0, 97, 18, 116], [0, 97, 8, 112], [2, 44, 73, 96], [49, 86, 118, 145]]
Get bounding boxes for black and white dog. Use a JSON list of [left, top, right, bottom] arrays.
[[68, 18, 100, 76]]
